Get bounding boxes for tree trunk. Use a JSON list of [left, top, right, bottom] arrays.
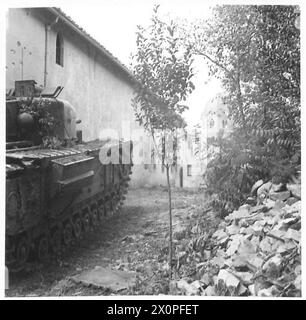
[[166, 164, 173, 279]]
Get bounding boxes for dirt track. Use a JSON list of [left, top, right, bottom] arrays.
[[6, 187, 208, 297]]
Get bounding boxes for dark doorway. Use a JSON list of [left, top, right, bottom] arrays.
[[179, 167, 183, 188]]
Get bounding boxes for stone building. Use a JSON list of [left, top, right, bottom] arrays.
[[200, 93, 232, 169]]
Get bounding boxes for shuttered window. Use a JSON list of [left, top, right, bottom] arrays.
[[56, 33, 64, 66]]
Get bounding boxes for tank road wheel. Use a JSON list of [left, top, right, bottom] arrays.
[[37, 237, 49, 262], [90, 207, 99, 228], [51, 229, 62, 255], [97, 206, 105, 222], [73, 217, 82, 239], [63, 222, 73, 247], [82, 212, 91, 233], [15, 237, 30, 267], [105, 201, 112, 218], [112, 199, 119, 215]]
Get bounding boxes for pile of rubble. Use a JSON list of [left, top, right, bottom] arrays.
[[171, 179, 301, 297]]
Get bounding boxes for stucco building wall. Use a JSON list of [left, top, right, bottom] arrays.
[[6, 8, 137, 142]]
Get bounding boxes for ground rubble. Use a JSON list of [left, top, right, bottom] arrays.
[[170, 181, 301, 297]]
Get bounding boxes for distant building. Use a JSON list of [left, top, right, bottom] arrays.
[[200, 93, 232, 169], [201, 94, 231, 139]]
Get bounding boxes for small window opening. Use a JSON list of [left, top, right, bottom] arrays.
[[56, 33, 64, 66], [187, 165, 192, 176]]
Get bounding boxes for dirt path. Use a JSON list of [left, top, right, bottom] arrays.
[[6, 187, 209, 297]]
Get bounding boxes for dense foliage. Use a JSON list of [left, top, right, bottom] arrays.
[[18, 97, 61, 148], [182, 5, 300, 215]]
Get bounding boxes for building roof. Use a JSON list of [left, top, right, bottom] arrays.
[[47, 7, 136, 84]]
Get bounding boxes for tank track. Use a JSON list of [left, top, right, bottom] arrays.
[[6, 142, 133, 273]]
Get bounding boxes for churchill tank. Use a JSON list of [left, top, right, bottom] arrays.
[[6, 80, 133, 271]]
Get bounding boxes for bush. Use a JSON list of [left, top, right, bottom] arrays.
[[203, 126, 300, 217]]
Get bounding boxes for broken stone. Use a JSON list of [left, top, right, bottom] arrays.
[[217, 269, 240, 289], [257, 181, 272, 196], [252, 221, 264, 235], [286, 197, 299, 206], [213, 275, 219, 286], [71, 266, 136, 292], [201, 273, 212, 288], [265, 199, 276, 209], [268, 207, 282, 216], [246, 197, 257, 206], [259, 237, 273, 253], [269, 191, 290, 202], [237, 283, 248, 296], [271, 182, 284, 192], [205, 285, 216, 296], [269, 229, 287, 239], [258, 285, 280, 297], [246, 212, 265, 225], [272, 220, 289, 231], [239, 219, 249, 228], [219, 236, 230, 247], [294, 265, 301, 276], [244, 226, 255, 235], [273, 199, 286, 210], [231, 271, 254, 285], [211, 256, 226, 268], [239, 227, 247, 234], [212, 229, 228, 241], [263, 254, 282, 272], [175, 279, 200, 295], [238, 238, 256, 255], [229, 255, 247, 269], [294, 275, 301, 290], [217, 221, 227, 230], [250, 204, 266, 213], [251, 180, 264, 194], [286, 183, 301, 199], [226, 210, 246, 222], [283, 217, 298, 226], [277, 241, 296, 254], [248, 284, 256, 296], [257, 288, 273, 297], [250, 236, 260, 248], [285, 200, 301, 215], [226, 235, 242, 256], [263, 215, 278, 226], [284, 228, 300, 242], [226, 224, 240, 235], [238, 204, 251, 213]]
